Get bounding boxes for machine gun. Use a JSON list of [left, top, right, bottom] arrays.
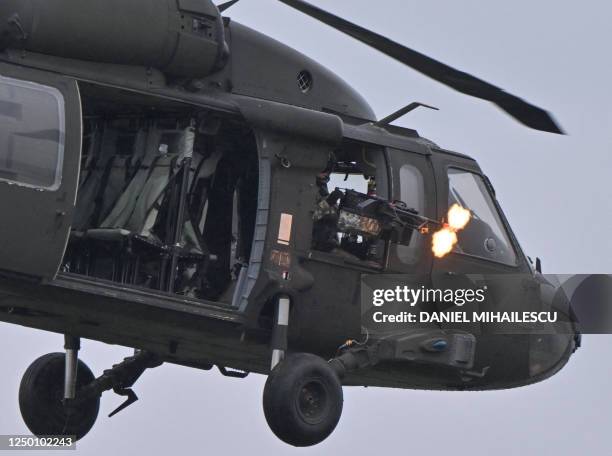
[[336, 189, 440, 241]]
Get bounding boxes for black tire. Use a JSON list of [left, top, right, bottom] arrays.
[[263, 353, 343, 447], [19, 353, 100, 440]]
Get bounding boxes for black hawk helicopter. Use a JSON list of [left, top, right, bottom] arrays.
[[0, 0, 578, 447]]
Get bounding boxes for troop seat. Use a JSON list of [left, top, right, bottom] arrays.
[[80, 125, 213, 287]]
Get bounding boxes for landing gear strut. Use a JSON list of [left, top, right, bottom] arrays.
[[63, 335, 80, 400], [74, 349, 162, 418], [270, 295, 290, 370]]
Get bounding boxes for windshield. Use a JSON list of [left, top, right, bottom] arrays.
[[447, 168, 517, 266]]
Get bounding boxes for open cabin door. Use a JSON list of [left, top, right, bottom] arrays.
[[0, 64, 81, 279]]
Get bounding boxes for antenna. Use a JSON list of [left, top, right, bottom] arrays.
[[375, 102, 439, 127]]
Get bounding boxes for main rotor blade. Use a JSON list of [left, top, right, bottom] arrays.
[[218, 0, 240, 13], [277, 0, 564, 134]]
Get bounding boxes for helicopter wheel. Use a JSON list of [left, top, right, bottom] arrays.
[[19, 353, 100, 440], [263, 353, 343, 447]]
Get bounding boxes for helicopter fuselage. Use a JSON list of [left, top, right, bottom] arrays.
[[0, 10, 577, 393]]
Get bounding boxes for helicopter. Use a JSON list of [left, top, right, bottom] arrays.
[[0, 0, 581, 447]]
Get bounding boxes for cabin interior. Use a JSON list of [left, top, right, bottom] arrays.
[[62, 83, 259, 305]]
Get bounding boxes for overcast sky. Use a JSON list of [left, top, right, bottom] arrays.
[[1, 1, 611, 454]]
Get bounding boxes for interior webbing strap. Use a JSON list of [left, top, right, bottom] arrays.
[[100, 128, 163, 229], [73, 127, 118, 230], [79, 124, 102, 187]]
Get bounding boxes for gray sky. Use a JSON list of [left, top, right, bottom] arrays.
[[1, 0, 611, 454]]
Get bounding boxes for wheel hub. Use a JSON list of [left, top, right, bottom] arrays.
[[297, 380, 328, 425]]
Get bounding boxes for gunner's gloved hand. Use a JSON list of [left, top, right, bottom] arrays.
[[326, 188, 343, 206]]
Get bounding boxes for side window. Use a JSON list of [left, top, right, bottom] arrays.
[[396, 164, 426, 264], [0, 76, 65, 190], [400, 164, 425, 213], [328, 172, 369, 194], [448, 168, 517, 265]]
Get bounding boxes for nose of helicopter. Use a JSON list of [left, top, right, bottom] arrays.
[[526, 274, 583, 380]]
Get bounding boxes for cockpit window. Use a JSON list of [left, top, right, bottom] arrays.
[[448, 168, 517, 266], [0, 76, 65, 190]]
